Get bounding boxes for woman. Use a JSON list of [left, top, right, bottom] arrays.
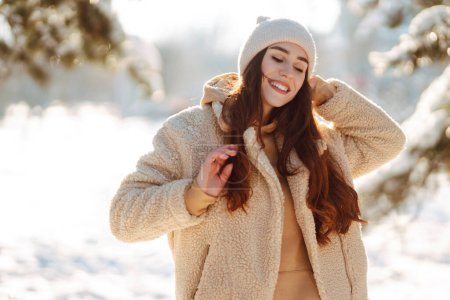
[[110, 16, 406, 300]]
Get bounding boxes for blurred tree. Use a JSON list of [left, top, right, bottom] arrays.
[[349, 0, 450, 218], [0, 0, 155, 96]]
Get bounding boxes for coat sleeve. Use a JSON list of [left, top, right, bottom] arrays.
[[109, 119, 207, 243], [314, 79, 407, 178]]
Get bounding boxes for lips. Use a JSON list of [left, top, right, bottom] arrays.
[[268, 79, 290, 94]]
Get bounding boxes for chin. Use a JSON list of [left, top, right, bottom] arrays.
[[268, 98, 293, 108], [265, 102, 288, 110]]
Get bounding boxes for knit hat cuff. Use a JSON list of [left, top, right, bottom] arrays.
[[238, 17, 317, 76]]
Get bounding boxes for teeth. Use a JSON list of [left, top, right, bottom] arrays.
[[270, 81, 288, 92]]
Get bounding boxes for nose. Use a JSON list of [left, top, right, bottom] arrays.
[[279, 64, 294, 78]]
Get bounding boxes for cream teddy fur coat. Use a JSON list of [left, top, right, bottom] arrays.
[[110, 73, 406, 300]]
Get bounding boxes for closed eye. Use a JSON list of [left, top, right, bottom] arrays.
[[271, 56, 304, 73], [272, 56, 282, 63]]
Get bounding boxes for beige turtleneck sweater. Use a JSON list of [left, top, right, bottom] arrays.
[[259, 122, 320, 300], [184, 122, 321, 299]]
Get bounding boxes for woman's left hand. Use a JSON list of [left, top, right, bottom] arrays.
[[309, 75, 337, 107]]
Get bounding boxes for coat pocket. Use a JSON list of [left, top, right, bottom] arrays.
[[192, 244, 210, 299]]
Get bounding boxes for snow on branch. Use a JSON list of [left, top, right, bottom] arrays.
[[0, 0, 125, 83], [368, 5, 450, 75], [356, 64, 450, 218]]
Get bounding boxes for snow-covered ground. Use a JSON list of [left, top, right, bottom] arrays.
[[0, 103, 449, 299], [362, 171, 450, 299]]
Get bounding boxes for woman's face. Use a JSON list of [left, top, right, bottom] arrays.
[[260, 41, 309, 112]]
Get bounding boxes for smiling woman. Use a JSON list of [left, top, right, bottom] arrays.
[[109, 16, 406, 300]]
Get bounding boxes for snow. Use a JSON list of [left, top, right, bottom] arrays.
[[349, 0, 410, 39], [0, 103, 175, 299], [363, 171, 450, 299], [1, 102, 449, 299], [369, 5, 450, 74], [409, 5, 450, 36], [355, 63, 450, 196]]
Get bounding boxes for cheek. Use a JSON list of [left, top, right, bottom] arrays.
[[261, 81, 271, 97], [261, 59, 278, 75], [293, 75, 306, 93]]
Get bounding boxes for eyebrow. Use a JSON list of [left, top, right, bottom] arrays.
[[269, 46, 309, 64]]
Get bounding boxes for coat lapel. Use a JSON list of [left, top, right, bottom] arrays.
[[242, 127, 284, 208]]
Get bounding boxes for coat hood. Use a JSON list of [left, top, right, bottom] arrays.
[[199, 72, 277, 134], [200, 72, 239, 107], [200, 72, 240, 132]]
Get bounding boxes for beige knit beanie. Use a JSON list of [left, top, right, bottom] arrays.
[[238, 16, 317, 77]]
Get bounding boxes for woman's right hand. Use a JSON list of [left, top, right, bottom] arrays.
[[195, 144, 238, 197], [309, 75, 336, 107]]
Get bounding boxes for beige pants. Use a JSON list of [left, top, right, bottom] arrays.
[[273, 270, 321, 300]]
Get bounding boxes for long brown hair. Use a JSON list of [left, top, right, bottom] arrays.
[[221, 48, 366, 246]]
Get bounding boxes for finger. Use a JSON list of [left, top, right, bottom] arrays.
[[217, 153, 230, 161], [206, 145, 238, 168], [222, 148, 238, 156], [208, 152, 230, 167], [325, 89, 334, 99], [222, 144, 239, 150], [219, 163, 234, 182], [308, 76, 318, 89], [314, 75, 326, 86], [314, 74, 325, 82], [208, 155, 217, 164], [211, 148, 238, 160], [214, 148, 238, 157]]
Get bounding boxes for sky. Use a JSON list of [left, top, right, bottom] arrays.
[[111, 0, 341, 51]]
